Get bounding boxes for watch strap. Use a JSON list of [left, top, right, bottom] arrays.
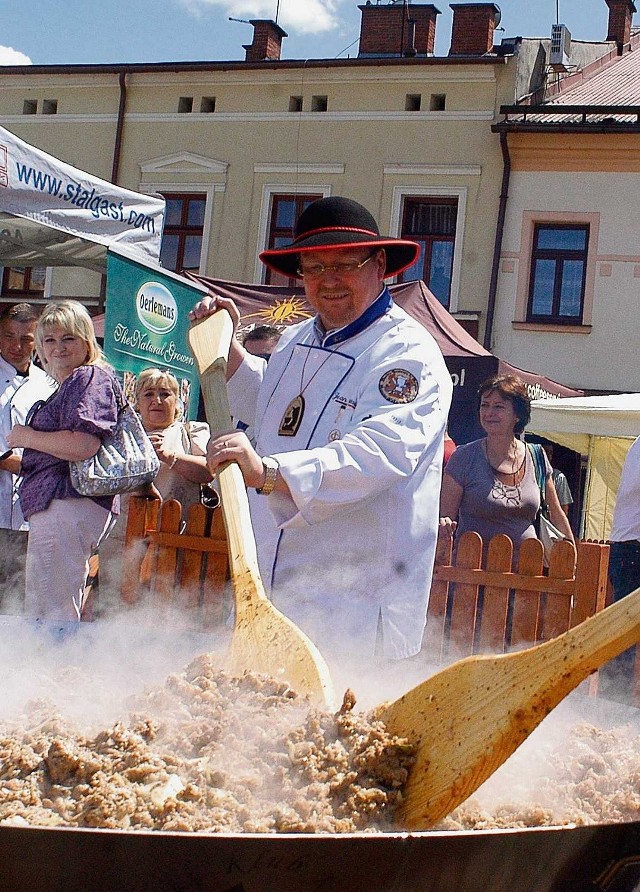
[[256, 456, 278, 495]]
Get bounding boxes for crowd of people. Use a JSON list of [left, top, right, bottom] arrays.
[[0, 195, 632, 694]]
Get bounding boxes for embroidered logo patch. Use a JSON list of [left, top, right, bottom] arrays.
[[379, 369, 419, 404]]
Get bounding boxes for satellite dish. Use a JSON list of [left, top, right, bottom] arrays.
[[494, 5, 502, 28]]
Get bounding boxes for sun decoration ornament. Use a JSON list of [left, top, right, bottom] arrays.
[[239, 297, 313, 332]]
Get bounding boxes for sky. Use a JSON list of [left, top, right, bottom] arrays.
[[0, 0, 630, 66]]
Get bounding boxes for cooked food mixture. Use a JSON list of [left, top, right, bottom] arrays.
[[439, 721, 640, 831], [0, 654, 414, 833], [1, 650, 638, 834]]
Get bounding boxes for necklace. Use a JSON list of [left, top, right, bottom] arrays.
[[484, 439, 525, 504], [278, 346, 337, 437]]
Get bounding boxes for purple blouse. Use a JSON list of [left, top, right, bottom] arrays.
[[19, 365, 120, 519]]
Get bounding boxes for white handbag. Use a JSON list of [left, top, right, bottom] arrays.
[[537, 510, 565, 566], [69, 380, 160, 497], [528, 443, 566, 567]]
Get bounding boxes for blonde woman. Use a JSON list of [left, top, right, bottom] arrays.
[[133, 368, 213, 507], [98, 368, 213, 607], [6, 300, 120, 621]]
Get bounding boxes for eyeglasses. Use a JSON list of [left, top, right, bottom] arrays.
[[297, 252, 377, 279]]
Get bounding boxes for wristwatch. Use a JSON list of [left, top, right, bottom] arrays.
[[256, 455, 279, 495]]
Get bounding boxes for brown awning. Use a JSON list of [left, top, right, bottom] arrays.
[[181, 274, 583, 443]]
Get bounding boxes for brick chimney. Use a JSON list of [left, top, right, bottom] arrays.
[[358, 3, 440, 57], [449, 3, 501, 55], [243, 20, 288, 62], [605, 0, 636, 48]]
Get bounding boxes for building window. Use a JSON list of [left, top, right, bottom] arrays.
[[527, 224, 589, 324], [1, 266, 46, 301], [405, 94, 421, 111], [398, 197, 458, 308], [42, 99, 58, 115], [289, 95, 303, 112], [311, 95, 328, 112], [23, 99, 37, 115], [178, 96, 193, 113], [264, 193, 322, 286], [159, 193, 206, 273], [200, 96, 216, 113], [430, 93, 446, 111]]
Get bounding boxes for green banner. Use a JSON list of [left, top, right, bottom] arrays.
[[104, 248, 207, 420]]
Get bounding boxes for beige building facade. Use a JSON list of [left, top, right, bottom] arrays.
[[491, 0, 640, 393], [0, 1, 624, 354]]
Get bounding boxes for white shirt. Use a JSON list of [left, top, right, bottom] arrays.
[[228, 293, 452, 660], [610, 435, 640, 543], [0, 355, 57, 530]]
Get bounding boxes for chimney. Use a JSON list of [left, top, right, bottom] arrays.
[[605, 0, 636, 48], [449, 3, 501, 55], [243, 20, 288, 62], [358, 4, 440, 57]]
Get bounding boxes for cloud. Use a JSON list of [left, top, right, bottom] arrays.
[[0, 45, 31, 65], [177, 0, 342, 33]]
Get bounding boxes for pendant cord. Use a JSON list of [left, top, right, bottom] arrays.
[[297, 345, 337, 398], [483, 439, 525, 485], [278, 344, 338, 438], [484, 438, 525, 505]]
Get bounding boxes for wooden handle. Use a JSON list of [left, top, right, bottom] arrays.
[[385, 583, 640, 829], [188, 312, 335, 708], [530, 582, 640, 687], [187, 313, 266, 610]]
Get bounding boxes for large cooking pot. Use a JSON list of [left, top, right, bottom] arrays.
[[1, 620, 639, 892], [0, 820, 639, 892]]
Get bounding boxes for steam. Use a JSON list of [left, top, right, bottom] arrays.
[[0, 611, 230, 730], [2, 544, 639, 834], [453, 689, 640, 826]]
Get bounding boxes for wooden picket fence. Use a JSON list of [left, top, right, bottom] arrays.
[[423, 531, 610, 664], [118, 496, 611, 663], [120, 494, 229, 628]]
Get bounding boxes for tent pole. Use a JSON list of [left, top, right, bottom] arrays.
[[582, 436, 595, 540], [484, 130, 511, 349]]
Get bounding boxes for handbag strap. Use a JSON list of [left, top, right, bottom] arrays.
[[111, 374, 128, 414], [527, 442, 547, 506]]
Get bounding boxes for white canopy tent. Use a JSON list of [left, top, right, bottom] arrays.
[[0, 125, 165, 273], [529, 393, 640, 540]]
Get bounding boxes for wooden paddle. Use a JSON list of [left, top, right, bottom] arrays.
[[383, 584, 640, 830], [188, 310, 335, 708]]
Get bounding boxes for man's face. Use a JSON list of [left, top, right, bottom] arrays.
[[0, 319, 36, 373], [298, 247, 385, 331]]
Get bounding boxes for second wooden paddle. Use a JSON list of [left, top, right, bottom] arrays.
[[383, 583, 640, 829], [188, 310, 335, 708]]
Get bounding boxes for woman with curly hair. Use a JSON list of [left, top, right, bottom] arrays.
[[439, 374, 574, 559]]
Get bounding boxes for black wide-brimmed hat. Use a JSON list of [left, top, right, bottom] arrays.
[[259, 196, 420, 279]]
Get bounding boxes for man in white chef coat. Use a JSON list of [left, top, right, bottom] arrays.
[[191, 197, 452, 662], [0, 303, 56, 608]]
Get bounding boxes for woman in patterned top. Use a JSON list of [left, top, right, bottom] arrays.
[[439, 375, 573, 562]]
